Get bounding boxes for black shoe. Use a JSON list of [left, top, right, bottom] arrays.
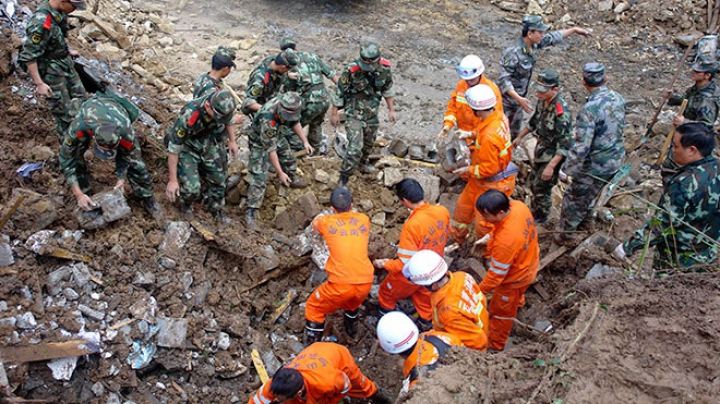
[[369, 388, 395, 404], [179, 202, 193, 221], [304, 320, 325, 345], [344, 309, 359, 340], [142, 196, 163, 220], [245, 208, 258, 230], [213, 210, 231, 225], [339, 174, 349, 188], [416, 317, 433, 332]]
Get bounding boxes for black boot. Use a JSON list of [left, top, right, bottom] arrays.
[[344, 309, 359, 340], [369, 388, 395, 404], [245, 208, 258, 230], [213, 209, 231, 225], [179, 202, 193, 221], [304, 320, 325, 345], [377, 306, 394, 318], [416, 317, 433, 332], [339, 174, 349, 188], [142, 196, 163, 220]]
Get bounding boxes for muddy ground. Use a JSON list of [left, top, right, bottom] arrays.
[[1, 0, 720, 403]]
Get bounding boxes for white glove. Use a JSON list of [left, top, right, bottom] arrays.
[[456, 130, 474, 140], [558, 170, 570, 183], [473, 233, 491, 246], [612, 244, 626, 260]]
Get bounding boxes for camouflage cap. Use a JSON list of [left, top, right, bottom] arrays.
[[279, 37, 297, 51], [522, 15, 550, 31], [213, 46, 236, 68], [275, 48, 299, 67], [210, 90, 236, 125], [583, 62, 606, 86], [359, 42, 381, 71], [692, 60, 719, 74], [92, 124, 122, 161], [533, 69, 560, 92], [68, 0, 87, 10], [278, 92, 302, 121]]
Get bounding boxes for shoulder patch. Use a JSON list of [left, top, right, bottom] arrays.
[[270, 120, 277, 127], [380, 58, 391, 67], [43, 14, 52, 30], [251, 86, 261, 96], [555, 102, 564, 115], [31, 32, 43, 44], [187, 110, 200, 127], [176, 128, 187, 138], [349, 64, 360, 73]]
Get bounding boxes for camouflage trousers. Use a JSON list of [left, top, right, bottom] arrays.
[[285, 99, 330, 152], [340, 114, 379, 176], [74, 150, 154, 199], [529, 161, 561, 220], [45, 71, 86, 142], [559, 171, 614, 231], [247, 133, 298, 209], [502, 98, 524, 140], [177, 138, 227, 213]]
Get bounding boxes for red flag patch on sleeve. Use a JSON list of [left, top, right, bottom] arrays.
[[43, 14, 52, 30], [349, 65, 360, 73], [555, 102, 564, 115], [380, 58, 391, 67], [187, 110, 200, 126]]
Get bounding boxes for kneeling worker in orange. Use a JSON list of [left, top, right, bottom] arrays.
[[403, 250, 489, 351], [248, 342, 393, 404], [376, 311, 462, 394], [475, 190, 539, 350], [451, 84, 517, 244], [373, 178, 450, 330], [305, 187, 374, 344]]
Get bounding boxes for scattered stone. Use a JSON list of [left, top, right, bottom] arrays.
[[16, 312, 37, 329], [275, 191, 321, 231], [371, 212, 386, 227], [156, 317, 189, 348], [261, 350, 282, 378], [585, 263, 623, 280], [0, 242, 14, 266], [77, 189, 132, 229], [0, 301, 7, 311], [0, 317, 16, 327], [92, 382, 105, 396], [216, 332, 231, 350], [180, 272, 193, 292], [78, 304, 106, 321], [72, 263, 93, 288], [129, 294, 158, 323], [598, 0, 613, 12], [383, 167, 403, 187], [357, 199, 374, 211], [389, 138, 409, 157], [47, 356, 78, 381], [12, 188, 58, 232], [406, 169, 441, 203], [157, 256, 177, 270], [291, 233, 314, 257], [407, 144, 424, 160], [314, 169, 330, 184], [63, 288, 80, 301], [133, 271, 156, 287], [159, 221, 191, 258], [255, 246, 279, 272], [375, 156, 402, 168], [533, 320, 553, 334], [28, 145, 54, 161]]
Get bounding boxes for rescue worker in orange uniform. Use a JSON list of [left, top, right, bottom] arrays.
[[376, 311, 463, 394], [372, 178, 450, 330], [248, 342, 393, 404], [403, 250, 489, 351], [475, 190, 540, 350], [451, 84, 517, 244], [304, 187, 374, 344]]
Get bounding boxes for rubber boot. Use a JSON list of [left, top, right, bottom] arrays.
[[377, 306, 394, 318], [179, 202, 193, 221], [142, 196, 163, 220], [245, 208, 258, 230], [344, 309, 359, 340], [339, 174, 349, 188], [304, 320, 325, 345]]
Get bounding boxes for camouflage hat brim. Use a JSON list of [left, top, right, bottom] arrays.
[[215, 112, 234, 125], [69, 0, 87, 10], [278, 106, 301, 122], [92, 143, 117, 161], [358, 58, 379, 72], [533, 81, 553, 92]]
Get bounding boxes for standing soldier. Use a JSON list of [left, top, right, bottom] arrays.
[[18, 0, 87, 141], [304, 188, 374, 344], [372, 179, 450, 330], [280, 37, 339, 154], [60, 92, 162, 219], [438, 54, 503, 140], [512, 70, 573, 224], [165, 90, 236, 223], [556, 63, 626, 243], [241, 48, 298, 116], [498, 15, 590, 138], [403, 250, 490, 351], [331, 42, 396, 187], [474, 190, 539, 351]]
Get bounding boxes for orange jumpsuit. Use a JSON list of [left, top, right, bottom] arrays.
[[443, 77, 504, 142], [431, 271, 489, 351], [401, 330, 462, 391], [451, 108, 516, 243], [379, 203, 450, 320], [248, 342, 377, 404], [479, 200, 539, 351], [306, 212, 374, 323]]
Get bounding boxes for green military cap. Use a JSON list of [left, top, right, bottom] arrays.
[[280, 37, 297, 51], [583, 62, 606, 86], [533, 69, 560, 92], [359, 42, 381, 71], [691, 59, 719, 74], [68, 0, 87, 10], [275, 48, 299, 67], [213, 46, 236, 68], [278, 92, 302, 121], [92, 124, 122, 161], [522, 15, 550, 31], [210, 90, 236, 125]]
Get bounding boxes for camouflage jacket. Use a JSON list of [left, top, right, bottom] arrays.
[[193, 73, 223, 98], [60, 93, 140, 186], [668, 81, 720, 128], [332, 59, 394, 117], [166, 94, 225, 155], [284, 51, 336, 103], [563, 86, 626, 176], [243, 55, 284, 110], [249, 97, 299, 153], [498, 32, 564, 99], [17, 0, 73, 76], [624, 156, 720, 267], [525, 92, 573, 163]]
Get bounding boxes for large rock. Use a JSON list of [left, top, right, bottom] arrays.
[[383, 167, 404, 187], [159, 222, 191, 259], [76, 189, 132, 230], [405, 169, 441, 203], [275, 191, 321, 232], [11, 189, 58, 232], [156, 317, 189, 348]]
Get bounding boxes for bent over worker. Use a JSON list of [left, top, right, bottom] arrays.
[[373, 179, 449, 330], [404, 250, 489, 351], [475, 190, 539, 350], [451, 84, 517, 244], [305, 188, 374, 344], [248, 342, 393, 404]]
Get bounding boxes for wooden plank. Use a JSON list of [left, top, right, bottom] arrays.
[[269, 290, 297, 324], [538, 246, 568, 272], [531, 283, 551, 301], [251, 349, 269, 383], [0, 340, 97, 364]]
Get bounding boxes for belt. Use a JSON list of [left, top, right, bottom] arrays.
[[350, 92, 376, 100], [485, 162, 519, 182], [45, 51, 70, 60], [303, 83, 326, 94]]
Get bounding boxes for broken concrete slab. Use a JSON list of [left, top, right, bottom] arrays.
[[72, 263, 93, 288], [585, 263, 624, 280], [11, 188, 58, 232], [156, 317, 189, 348], [76, 189, 132, 229], [383, 167, 403, 187], [0, 242, 13, 266], [132, 271, 156, 288], [314, 169, 330, 184], [406, 168, 441, 203], [16, 312, 37, 329], [78, 304, 106, 321], [159, 221, 191, 258], [255, 246, 279, 272], [275, 191, 321, 232], [47, 356, 78, 381]]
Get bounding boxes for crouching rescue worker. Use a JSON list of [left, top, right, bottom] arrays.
[[248, 342, 393, 404], [59, 92, 162, 219], [305, 187, 374, 344], [373, 178, 449, 330], [403, 250, 489, 351], [475, 190, 540, 350], [376, 311, 462, 394]]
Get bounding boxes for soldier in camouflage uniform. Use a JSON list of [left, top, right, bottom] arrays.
[[59, 91, 162, 219], [241, 49, 299, 117], [280, 37, 338, 153], [165, 90, 236, 223], [331, 42, 396, 187], [557, 63, 626, 241], [512, 70, 572, 224], [245, 92, 312, 229], [18, 0, 87, 141], [614, 123, 720, 269], [498, 15, 590, 138]]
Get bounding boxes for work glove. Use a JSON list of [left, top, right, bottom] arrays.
[[456, 129, 474, 140], [437, 125, 451, 138], [369, 388, 395, 404], [473, 233, 491, 246], [612, 243, 627, 261], [558, 169, 570, 184]]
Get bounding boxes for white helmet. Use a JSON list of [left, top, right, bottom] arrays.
[[456, 55, 485, 80], [377, 311, 419, 354], [402, 250, 448, 286], [466, 84, 496, 111]]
